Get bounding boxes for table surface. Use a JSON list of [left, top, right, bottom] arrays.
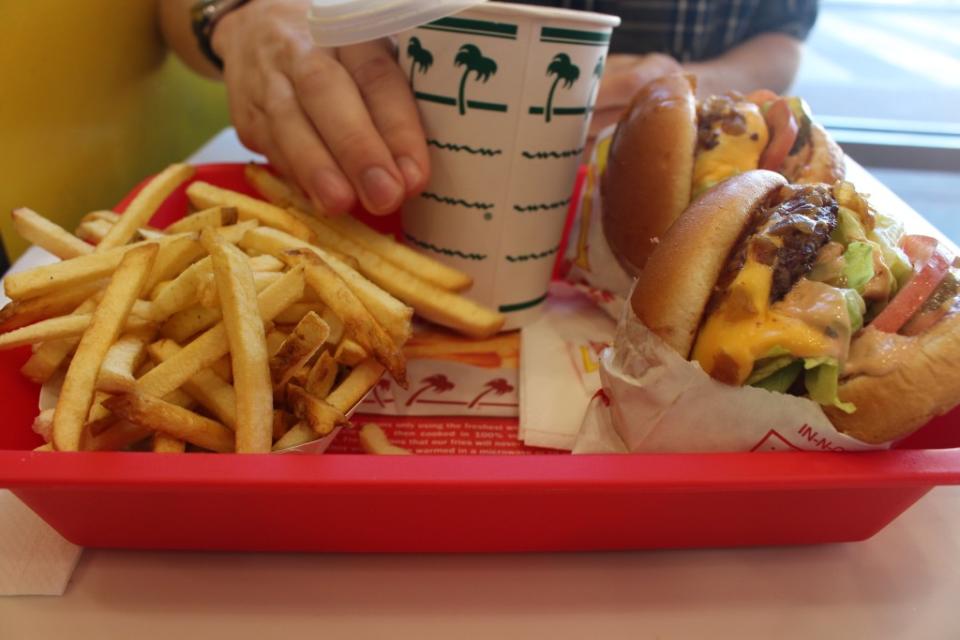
[[2, 130, 958, 640]]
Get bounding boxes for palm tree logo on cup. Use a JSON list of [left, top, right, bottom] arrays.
[[406, 37, 434, 90], [454, 44, 498, 116], [544, 53, 580, 122]]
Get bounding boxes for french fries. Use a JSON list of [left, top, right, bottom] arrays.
[[270, 311, 330, 393], [282, 249, 407, 385], [52, 243, 158, 451], [287, 384, 348, 436], [132, 265, 304, 408], [359, 423, 412, 455], [164, 206, 237, 234], [0, 280, 104, 333], [245, 164, 471, 291], [200, 228, 272, 453], [96, 163, 194, 251], [97, 334, 152, 393], [103, 392, 234, 453], [12, 207, 92, 259], [239, 226, 413, 346], [148, 339, 238, 430], [4, 162, 508, 455], [186, 181, 313, 240]]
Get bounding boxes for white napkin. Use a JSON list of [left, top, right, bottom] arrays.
[[0, 491, 82, 596], [519, 282, 616, 450]]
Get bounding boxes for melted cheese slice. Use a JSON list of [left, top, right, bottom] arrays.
[[691, 258, 838, 385], [692, 104, 769, 196]]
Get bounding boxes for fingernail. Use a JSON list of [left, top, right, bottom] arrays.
[[361, 166, 403, 212], [396, 156, 423, 192], [312, 169, 354, 213]]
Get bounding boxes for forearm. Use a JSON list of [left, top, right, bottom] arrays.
[[683, 32, 803, 97], [158, 0, 222, 79]]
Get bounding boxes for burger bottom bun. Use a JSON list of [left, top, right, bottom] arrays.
[[782, 123, 846, 185], [629, 170, 788, 358], [828, 313, 960, 444]]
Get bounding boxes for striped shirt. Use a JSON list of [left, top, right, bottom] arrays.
[[511, 1, 819, 61]]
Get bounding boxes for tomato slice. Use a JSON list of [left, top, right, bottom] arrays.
[[901, 234, 938, 267], [758, 99, 799, 171], [871, 247, 951, 333]]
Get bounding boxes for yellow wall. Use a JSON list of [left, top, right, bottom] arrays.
[[0, 1, 229, 260]]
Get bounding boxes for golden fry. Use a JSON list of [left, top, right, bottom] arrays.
[[200, 228, 273, 453], [164, 206, 237, 234], [239, 226, 412, 345], [96, 163, 195, 251], [12, 207, 92, 259], [2, 233, 189, 301], [283, 249, 406, 385], [152, 433, 186, 453], [103, 392, 234, 453], [271, 422, 317, 451], [292, 212, 503, 338], [305, 351, 338, 398], [52, 244, 158, 451], [186, 181, 313, 240], [150, 256, 211, 320], [270, 311, 329, 391], [0, 310, 152, 350], [326, 357, 385, 414], [0, 280, 104, 332], [292, 207, 472, 293], [334, 338, 367, 366], [287, 384, 348, 436], [244, 164, 315, 213], [97, 334, 152, 393], [75, 218, 114, 244], [161, 304, 223, 343], [359, 423, 412, 455], [148, 338, 238, 430]]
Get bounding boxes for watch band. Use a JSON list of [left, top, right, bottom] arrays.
[[191, 0, 251, 70]]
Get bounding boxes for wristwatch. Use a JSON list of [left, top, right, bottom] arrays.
[[191, 0, 252, 70]]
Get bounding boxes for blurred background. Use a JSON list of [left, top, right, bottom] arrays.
[[0, 0, 957, 269], [792, 0, 960, 242]]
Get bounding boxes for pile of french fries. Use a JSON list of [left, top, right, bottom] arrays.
[[1, 163, 505, 454]]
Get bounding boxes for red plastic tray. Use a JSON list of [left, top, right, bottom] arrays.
[[2, 163, 960, 552]]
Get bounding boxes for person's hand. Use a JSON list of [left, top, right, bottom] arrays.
[[212, 0, 429, 215], [588, 53, 682, 152]]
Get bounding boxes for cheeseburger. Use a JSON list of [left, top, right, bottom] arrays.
[[630, 170, 960, 445], [602, 74, 845, 274]]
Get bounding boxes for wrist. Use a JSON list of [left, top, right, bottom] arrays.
[[193, 0, 253, 70]]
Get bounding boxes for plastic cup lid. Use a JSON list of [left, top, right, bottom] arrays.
[[309, 0, 488, 48]]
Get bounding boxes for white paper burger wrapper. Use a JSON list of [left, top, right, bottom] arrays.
[[572, 300, 889, 454]]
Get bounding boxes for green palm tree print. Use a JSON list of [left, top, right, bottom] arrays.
[[545, 53, 580, 122], [406, 37, 434, 90], [454, 44, 497, 116]]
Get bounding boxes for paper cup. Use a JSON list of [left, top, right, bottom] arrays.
[[398, 3, 619, 329]]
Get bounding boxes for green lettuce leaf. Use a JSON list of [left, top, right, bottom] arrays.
[[751, 360, 803, 393], [832, 207, 867, 245], [869, 212, 912, 292], [747, 355, 796, 386], [804, 359, 856, 414], [840, 288, 866, 333], [842, 242, 875, 293]]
